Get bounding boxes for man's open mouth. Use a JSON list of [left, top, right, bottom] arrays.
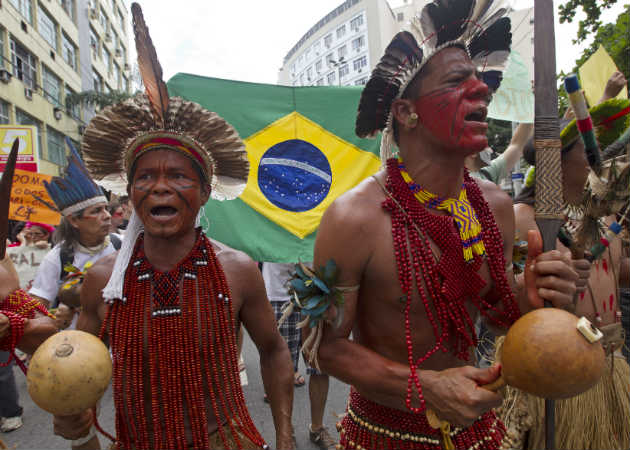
[[464, 107, 487, 123], [150, 206, 178, 217]]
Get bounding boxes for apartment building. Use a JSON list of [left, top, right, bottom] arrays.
[[1, 0, 131, 176], [278, 0, 399, 87]]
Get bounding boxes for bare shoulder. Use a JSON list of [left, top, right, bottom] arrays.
[[82, 252, 117, 298], [211, 239, 258, 275], [476, 178, 512, 217], [320, 170, 387, 237]]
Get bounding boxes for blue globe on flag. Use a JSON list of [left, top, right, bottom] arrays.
[[258, 139, 332, 212]]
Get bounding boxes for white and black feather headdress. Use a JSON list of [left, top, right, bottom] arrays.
[[356, 0, 512, 162]]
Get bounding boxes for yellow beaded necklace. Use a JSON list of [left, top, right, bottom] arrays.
[[398, 158, 486, 262]]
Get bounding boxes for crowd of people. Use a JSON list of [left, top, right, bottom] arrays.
[[1, 1, 629, 449]]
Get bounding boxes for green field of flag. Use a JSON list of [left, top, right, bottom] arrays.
[[167, 74, 381, 263]]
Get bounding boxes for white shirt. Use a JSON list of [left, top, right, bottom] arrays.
[[29, 241, 117, 304], [262, 262, 311, 302]]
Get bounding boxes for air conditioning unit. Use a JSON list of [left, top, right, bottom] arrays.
[[24, 87, 33, 100], [89, 8, 98, 19], [124, 63, 130, 71], [115, 48, 122, 57], [105, 33, 112, 42], [0, 69, 12, 84]]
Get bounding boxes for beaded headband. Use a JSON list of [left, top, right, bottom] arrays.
[[355, 0, 512, 163]]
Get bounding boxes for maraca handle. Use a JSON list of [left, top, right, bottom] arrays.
[[480, 374, 505, 392]]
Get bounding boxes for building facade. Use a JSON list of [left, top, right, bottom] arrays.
[[278, 0, 399, 87], [1, 0, 131, 176]]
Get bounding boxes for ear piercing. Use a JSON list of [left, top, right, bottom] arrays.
[[407, 112, 419, 127]]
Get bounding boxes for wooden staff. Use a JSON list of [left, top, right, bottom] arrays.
[[1, 139, 20, 259], [533, 1, 563, 448]]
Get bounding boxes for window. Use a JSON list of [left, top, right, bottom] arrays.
[[38, 5, 58, 50], [65, 85, 80, 120], [47, 126, 66, 165], [42, 66, 62, 107], [0, 100, 9, 124], [291, 63, 296, 74], [297, 55, 303, 67], [355, 77, 368, 86], [352, 36, 365, 51], [314, 42, 321, 55], [0, 27, 4, 69], [299, 74, 304, 86], [326, 53, 334, 66], [102, 47, 111, 72], [336, 25, 346, 39], [123, 76, 130, 93], [89, 27, 99, 54], [315, 60, 322, 73], [62, 34, 77, 70], [305, 49, 311, 61], [9, 0, 33, 24], [110, 0, 116, 12], [117, 8, 125, 32], [339, 64, 349, 78], [353, 55, 367, 71], [59, 0, 76, 21], [397, 12, 404, 22], [99, 7, 108, 30], [306, 67, 313, 81], [327, 72, 336, 85], [120, 45, 126, 64], [338, 45, 347, 59], [316, 78, 324, 86], [324, 34, 332, 48], [113, 62, 121, 89], [93, 68, 103, 92], [10, 38, 37, 89], [351, 15, 364, 31], [15, 108, 42, 158]]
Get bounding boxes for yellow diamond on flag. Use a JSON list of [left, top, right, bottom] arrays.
[[240, 112, 380, 239]]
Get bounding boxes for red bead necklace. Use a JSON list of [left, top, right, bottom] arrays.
[[99, 231, 266, 449], [383, 159, 520, 413], [1, 290, 53, 366]]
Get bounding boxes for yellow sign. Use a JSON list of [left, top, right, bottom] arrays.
[[240, 112, 380, 238], [579, 45, 628, 106], [9, 169, 61, 225], [0, 125, 39, 172]]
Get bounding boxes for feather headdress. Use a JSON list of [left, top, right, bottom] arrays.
[[356, 0, 512, 162], [81, 3, 249, 302], [81, 3, 248, 201], [43, 138, 107, 216]]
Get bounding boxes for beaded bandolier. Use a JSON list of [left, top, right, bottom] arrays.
[[384, 159, 520, 411], [100, 232, 264, 450]]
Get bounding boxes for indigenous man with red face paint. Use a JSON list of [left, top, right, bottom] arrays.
[[51, 4, 294, 450], [304, 2, 581, 449]]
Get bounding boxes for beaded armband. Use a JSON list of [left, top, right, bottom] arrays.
[[0, 311, 26, 358], [0, 289, 54, 362], [283, 260, 357, 371]]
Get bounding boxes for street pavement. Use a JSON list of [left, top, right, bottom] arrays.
[[2, 330, 350, 449]]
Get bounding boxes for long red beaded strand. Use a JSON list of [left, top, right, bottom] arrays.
[[383, 158, 520, 414], [98, 232, 266, 449]]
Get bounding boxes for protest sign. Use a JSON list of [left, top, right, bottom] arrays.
[[8, 169, 61, 225], [6, 246, 50, 290]]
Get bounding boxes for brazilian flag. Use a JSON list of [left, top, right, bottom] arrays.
[[167, 74, 380, 263]]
